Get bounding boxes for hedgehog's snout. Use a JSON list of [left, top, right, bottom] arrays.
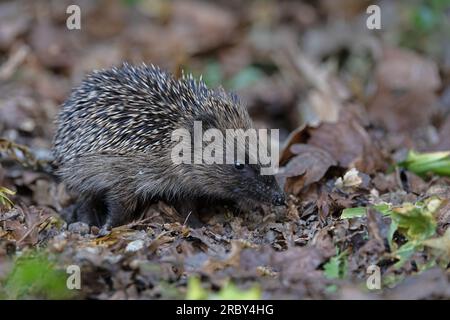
[[271, 193, 286, 206], [267, 178, 285, 206], [254, 179, 285, 206]]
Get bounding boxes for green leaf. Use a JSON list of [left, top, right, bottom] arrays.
[[341, 203, 391, 223], [382, 273, 405, 289], [229, 66, 264, 90], [341, 207, 367, 219], [399, 150, 450, 177], [390, 198, 440, 241], [339, 197, 442, 268], [186, 277, 261, 300], [324, 258, 340, 279], [385, 197, 442, 268], [408, 159, 450, 176], [122, 0, 143, 7], [387, 220, 398, 251], [423, 227, 450, 260], [3, 252, 74, 299], [325, 284, 338, 293], [202, 61, 224, 88], [214, 282, 261, 300], [412, 5, 438, 32], [323, 249, 348, 280], [186, 276, 207, 300], [373, 203, 392, 215], [0, 186, 15, 209], [393, 241, 420, 269]]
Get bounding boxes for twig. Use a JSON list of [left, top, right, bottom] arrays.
[[17, 216, 51, 244], [0, 45, 29, 81], [183, 211, 193, 226]]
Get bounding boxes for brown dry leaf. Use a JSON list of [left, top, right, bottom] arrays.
[[2, 219, 26, 242], [0, 97, 36, 134], [148, 231, 175, 254], [368, 87, 437, 133], [434, 115, 450, 150], [279, 1, 317, 27], [30, 22, 78, 71], [279, 124, 309, 165], [84, 0, 125, 38], [168, 0, 237, 55], [157, 201, 185, 223], [311, 229, 336, 257], [435, 199, 450, 235], [21, 206, 48, 245], [366, 208, 391, 244], [242, 75, 296, 121], [368, 47, 440, 133], [307, 109, 386, 173], [0, 45, 29, 81], [140, 201, 185, 225], [281, 144, 336, 195], [187, 228, 217, 253], [280, 107, 385, 174], [287, 48, 350, 126], [238, 246, 274, 274], [300, 89, 342, 126], [424, 228, 450, 258], [121, 23, 182, 69], [372, 172, 398, 193], [316, 187, 332, 222], [202, 240, 245, 274], [75, 44, 124, 79], [351, 238, 385, 274], [320, 0, 371, 19], [91, 228, 136, 247], [271, 246, 329, 283], [0, 2, 30, 50], [1, 206, 52, 246], [30, 179, 56, 207], [28, 67, 70, 103], [402, 171, 429, 195], [376, 47, 441, 92], [385, 268, 450, 299]]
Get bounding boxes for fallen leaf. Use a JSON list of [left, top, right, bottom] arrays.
[[169, 0, 237, 55], [281, 144, 336, 194], [423, 228, 450, 259], [335, 168, 363, 189], [376, 47, 441, 91], [341, 207, 366, 219], [385, 268, 450, 299], [307, 109, 386, 173], [368, 47, 441, 133]]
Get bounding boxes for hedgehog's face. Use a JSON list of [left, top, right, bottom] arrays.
[[183, 102, 285, 207], [192, 162, 285, 208], [227, 161, 285, 207]]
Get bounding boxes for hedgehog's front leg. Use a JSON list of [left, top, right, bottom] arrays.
[[99, 197, 130, 235]]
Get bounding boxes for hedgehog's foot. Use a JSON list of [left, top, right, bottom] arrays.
[[172, 199, 204, 228], [102, 197, 131, 229], [63, 196, 103, 226]]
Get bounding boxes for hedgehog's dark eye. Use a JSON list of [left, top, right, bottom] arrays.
[[234, 161, 245, 170]]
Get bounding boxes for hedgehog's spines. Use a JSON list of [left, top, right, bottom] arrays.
[[53, 63, 251, 164]]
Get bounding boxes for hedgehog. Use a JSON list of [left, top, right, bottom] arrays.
[[52, 63, 285, 230]]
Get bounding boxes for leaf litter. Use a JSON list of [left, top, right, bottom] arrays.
[[0, 0, 449, 300]]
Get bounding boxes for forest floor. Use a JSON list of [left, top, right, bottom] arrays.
[[0, 0, 449, 299]]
